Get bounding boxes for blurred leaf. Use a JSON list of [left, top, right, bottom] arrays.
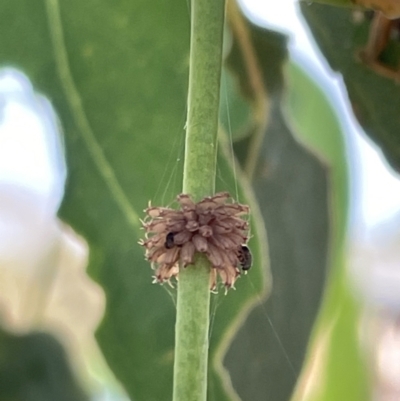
[[221, 13, 331, 401], [0, 328, 88, 401], [356, 0, 400, 17], [219, 68, 252, 142], [0, 0, 269, 400], [227, 99, 329, 401], [220, 21, 287, 145], [301, 0, 350, 5], [300, 3, 400, 172], [285, 62, 370, 401], [284, 62, 348, 239], [208, 147, 270, 401], [226, 24, 287, 98], [299, 0, 400, 19], [0, 181, 104, 388]]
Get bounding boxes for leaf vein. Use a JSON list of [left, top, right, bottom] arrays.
[[45, 0, 140, 230]]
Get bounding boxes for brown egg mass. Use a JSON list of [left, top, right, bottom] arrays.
[[140, 192, 251, 291]]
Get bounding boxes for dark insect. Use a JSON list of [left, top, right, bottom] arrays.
[[238, 245, 252, 271], [164, 232, 175, 249]]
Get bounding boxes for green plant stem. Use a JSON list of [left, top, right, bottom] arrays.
[[173, 0, 225, 400]]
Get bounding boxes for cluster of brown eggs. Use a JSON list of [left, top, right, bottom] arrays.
[[140, 192, 252, 291]]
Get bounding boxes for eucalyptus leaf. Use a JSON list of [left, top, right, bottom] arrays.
[[0, 1, 269, 399], [228, 98, 329, 401], [299, 0, 400, 18], [300, 2, 400, 172], [285, 62, 370, 401], [0, 329, 88, 401], [221, 17, 330, 401]]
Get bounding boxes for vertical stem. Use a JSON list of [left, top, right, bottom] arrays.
[[173, 0, 225, 400], [182, 0, 225, 198]]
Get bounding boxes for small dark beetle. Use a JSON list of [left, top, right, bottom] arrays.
[[164, 232, 175, 249], [238, 245, 252, 272]]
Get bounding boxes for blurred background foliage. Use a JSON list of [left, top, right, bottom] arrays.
[[0, 0, 399, 400]]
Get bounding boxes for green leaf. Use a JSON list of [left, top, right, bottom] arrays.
[[0, 329, 88, 401], [219, 68, 252, 142], [227, 100, 330, 401], [300, 3, 400, 171], [300, 0, 350, 5], [0, 1, 269, 399], [299, 0, 400, 19], [220, 17, 331, 401], [208, 145, 270, 401], [285, 62, 370, 401]]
